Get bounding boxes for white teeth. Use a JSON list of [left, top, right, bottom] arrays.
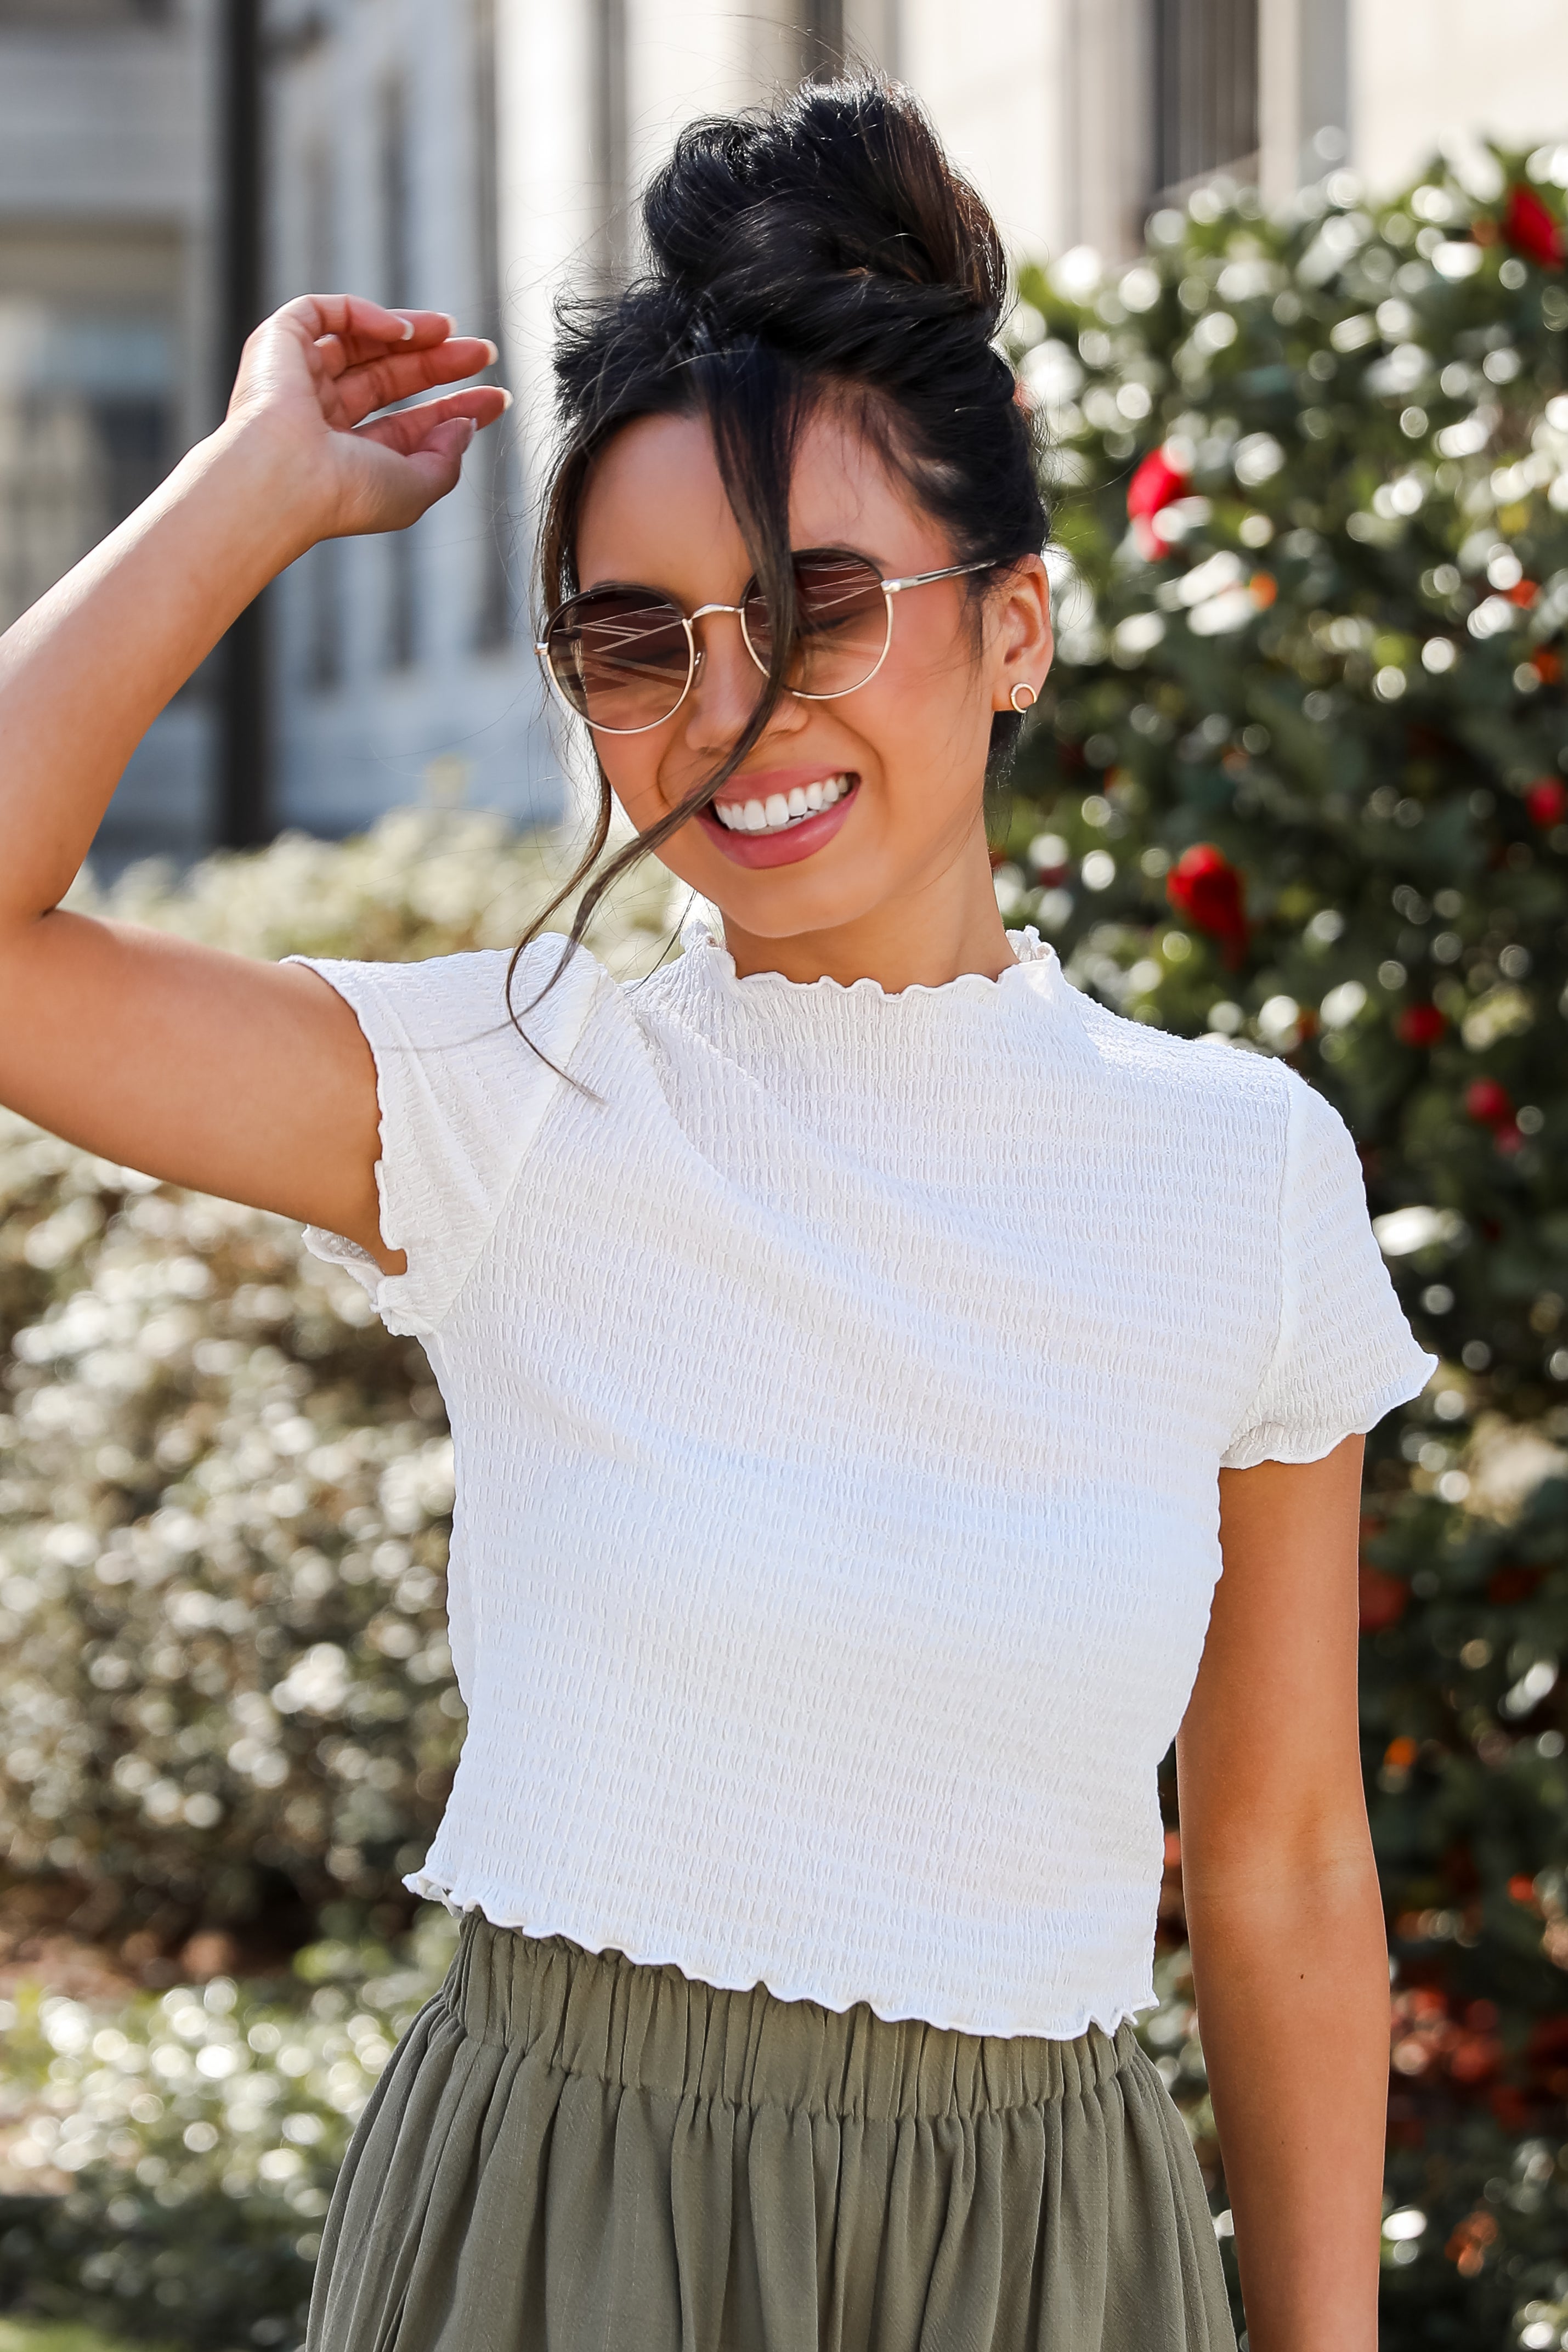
[[712, 776, 855, 836]]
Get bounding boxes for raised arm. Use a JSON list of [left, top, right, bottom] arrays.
[[0, 295, 507, 1267]]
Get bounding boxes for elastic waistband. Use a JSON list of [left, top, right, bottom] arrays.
[[440, 1912, 1140, 2123]]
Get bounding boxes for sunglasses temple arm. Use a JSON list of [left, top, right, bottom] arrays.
[[881, 557, 1003, 595]]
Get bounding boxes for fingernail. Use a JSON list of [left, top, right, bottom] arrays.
[[397, 314, 415, 340], [497, 386, 513, 410], [483, 338, 500, 364]]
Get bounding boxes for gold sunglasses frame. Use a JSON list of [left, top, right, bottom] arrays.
[[534, 550, 999, 736]]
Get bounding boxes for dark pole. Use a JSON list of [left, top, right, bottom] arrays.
[[805, 0, 843, 80], [216, 0, 269, 848]]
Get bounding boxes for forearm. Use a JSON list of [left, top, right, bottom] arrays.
[[1186, 1847, 1389, 2352], [0, 422, 309, 925]]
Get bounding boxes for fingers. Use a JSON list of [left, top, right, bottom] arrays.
[[276, 292, 423, 353], [316, 315, 468, 380], [332, 336, 501, 428], [354, 387, 511, 457]]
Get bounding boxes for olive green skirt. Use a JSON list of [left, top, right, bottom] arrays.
[[306, 1912, 1236, 2351]]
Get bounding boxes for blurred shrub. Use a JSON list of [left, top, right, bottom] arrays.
[[0, 1906, 458, 2349]]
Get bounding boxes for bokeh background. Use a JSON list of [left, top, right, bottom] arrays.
[[2, 4, 1567, 2349]]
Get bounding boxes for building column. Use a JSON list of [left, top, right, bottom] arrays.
[[1259, 0, 1348, 205]]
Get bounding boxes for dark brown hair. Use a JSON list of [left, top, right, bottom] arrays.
[[511, 73, 1049, 1032]]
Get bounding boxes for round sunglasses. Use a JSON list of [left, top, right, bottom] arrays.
[[534, 547, 998, 736]]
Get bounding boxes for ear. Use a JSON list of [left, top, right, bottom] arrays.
[[988, 554, 1054, 711]]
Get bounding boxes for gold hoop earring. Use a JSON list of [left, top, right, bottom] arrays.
[[1010, 682, 1037, 714]]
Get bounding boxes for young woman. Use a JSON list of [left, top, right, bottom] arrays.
[[0, 78, 1430, 2352]]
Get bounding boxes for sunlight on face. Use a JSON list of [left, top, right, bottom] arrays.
[[572, 404, 1051, 964]]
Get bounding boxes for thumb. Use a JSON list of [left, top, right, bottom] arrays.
[[423, 415, 479, 463], [397, 415, 478, 512]]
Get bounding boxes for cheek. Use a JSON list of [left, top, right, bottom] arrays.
[[594, 737, 670, 822], [858, 618, 993, 781]]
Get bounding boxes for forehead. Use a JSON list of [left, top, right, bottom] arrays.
[[574, 402, 946, 593]]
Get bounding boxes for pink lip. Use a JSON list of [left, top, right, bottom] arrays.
[[696, 774, 860, 868]]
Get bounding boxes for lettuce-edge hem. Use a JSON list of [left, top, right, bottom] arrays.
[[400, 1868, 1160, 2044]]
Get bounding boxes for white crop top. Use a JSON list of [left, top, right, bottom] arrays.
[[293, 913, 1433, 2040]]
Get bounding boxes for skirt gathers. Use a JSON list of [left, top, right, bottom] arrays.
[[305, 1912, 1237, 2352]]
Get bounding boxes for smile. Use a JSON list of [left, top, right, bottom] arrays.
[[711, 773, 854, 834], [694, 769, 861, 869]]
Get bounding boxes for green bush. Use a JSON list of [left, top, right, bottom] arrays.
[[995, 138, 1568, 2345], [0, 1907, 458, 2349]]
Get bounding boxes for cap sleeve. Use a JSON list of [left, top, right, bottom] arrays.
[[1221, 1067, 1436, 1470], [285, 936, 603, 1338]]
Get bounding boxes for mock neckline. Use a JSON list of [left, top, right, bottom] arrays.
[[674, 906, 1058, 1004]]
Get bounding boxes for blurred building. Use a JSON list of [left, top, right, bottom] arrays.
[[0, 0, 219, 861], [3, 0, 1567, 859], [262, 0, 553, 837]]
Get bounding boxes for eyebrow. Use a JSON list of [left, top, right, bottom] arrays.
[[574, 543, 893, 599]]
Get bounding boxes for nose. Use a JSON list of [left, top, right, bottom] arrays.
[[682, 608, 803, 754]]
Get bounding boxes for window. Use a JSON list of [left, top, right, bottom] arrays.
[[1150, 0, 1259, 197], [0, 1, 171, 22], [0, 298, 173, 632]]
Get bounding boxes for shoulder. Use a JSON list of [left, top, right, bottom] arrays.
[[1065, 986, 1292, 1130], [287, 935, 612, 1056]]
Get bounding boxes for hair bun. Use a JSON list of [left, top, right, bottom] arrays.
[[641, 78, 1006, 348]]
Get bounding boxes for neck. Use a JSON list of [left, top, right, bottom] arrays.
[[719, 843, 1017, 992]]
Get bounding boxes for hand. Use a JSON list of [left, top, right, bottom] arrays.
[[222, 293, 510, 545]]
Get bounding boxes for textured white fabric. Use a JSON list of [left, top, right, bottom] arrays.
[[292, 913, 1434, 2039]]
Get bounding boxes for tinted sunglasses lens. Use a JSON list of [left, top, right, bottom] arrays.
[[546, 589, 690, 730], [742, 552, 890, 696]]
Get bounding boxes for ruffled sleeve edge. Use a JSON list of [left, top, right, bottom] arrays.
[[290, 941, 603, 1338], [291, 961, 438, 1336], [1219, 1345, 1437, 1471], [299, 1179, 424, 1335]]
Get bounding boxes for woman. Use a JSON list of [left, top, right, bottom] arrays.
[[0, 77, 1430, 2352]]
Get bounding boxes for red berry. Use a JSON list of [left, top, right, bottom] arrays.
[[1358, 1562, 1408, 1633], [1503, 183, 1566, 269], [1397, 1003, 1446, 1048], [1465, 1078, 1513, 1127], [1167, 844, 1248, 966], [1128, 446, 1189, 521], [1525, 776, 1566, 827], [1127, 446, 1191, 559]]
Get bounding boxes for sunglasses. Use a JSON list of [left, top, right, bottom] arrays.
[[535, 547, 998, 736]]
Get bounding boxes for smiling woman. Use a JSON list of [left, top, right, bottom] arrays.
[[512, 92, 1052, 992], [0, 70, 1435, 2352]]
